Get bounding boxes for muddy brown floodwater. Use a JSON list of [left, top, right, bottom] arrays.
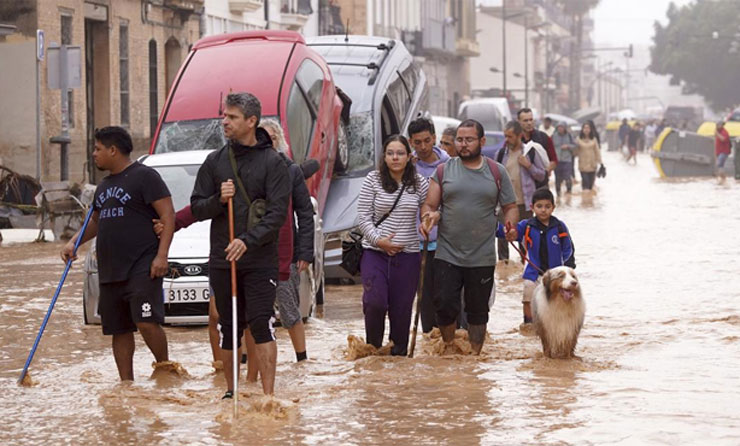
[[1, 152, 740, 445]]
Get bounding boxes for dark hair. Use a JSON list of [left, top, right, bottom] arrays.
[[442, 127, 456, 138], [517, 107, 533, 118], [408, 117, 436, 138], [544, 116, 552, 123], [457, 119, 484, 138], [531, 187, 554, 205], [586, 119, 601, 145], [379, 135, 418, 194], [579, 121, 595, 140], [505, 120, 523, 135], [95, 126, 133, 155], [225, 92, 261, 124]]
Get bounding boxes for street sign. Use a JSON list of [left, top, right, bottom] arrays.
[[36, 29, 44, 61], [47, 45, 82, 89]]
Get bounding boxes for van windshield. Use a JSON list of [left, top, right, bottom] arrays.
[[154, 119, 226, 153], [153, 116, 278, 153], [346, 110, 375, 173]]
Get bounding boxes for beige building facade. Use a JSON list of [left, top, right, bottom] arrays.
[[329, 0, 478, 117], [0, 0, 202, 183]]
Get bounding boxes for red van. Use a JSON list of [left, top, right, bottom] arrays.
[[149, 30, 349, 215]]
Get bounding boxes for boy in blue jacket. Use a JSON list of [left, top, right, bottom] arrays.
[[498, 187, 575, 324]]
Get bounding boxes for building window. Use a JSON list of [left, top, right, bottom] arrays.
[[61, 14, 74, 128], [149, 39, 158, 138], [67, 90, 75, 128], [61, 14, 72, 45], [119, 22, 129, 127]]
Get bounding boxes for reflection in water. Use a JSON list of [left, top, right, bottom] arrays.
[[2, 152, 740, 444]]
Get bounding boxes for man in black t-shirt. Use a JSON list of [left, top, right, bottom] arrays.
[[61, 126, 175, 381]]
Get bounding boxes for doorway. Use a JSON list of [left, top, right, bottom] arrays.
[[84, 16, 109, 184]]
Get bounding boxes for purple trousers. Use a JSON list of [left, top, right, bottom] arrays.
[[360, 249, 421, 356]]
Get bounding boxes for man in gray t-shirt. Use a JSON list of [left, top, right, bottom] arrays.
[[421, 119, 518, 354]]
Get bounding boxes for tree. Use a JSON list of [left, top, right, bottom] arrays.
[[650, 1, 740, 111], [556, 0, 600, 112]]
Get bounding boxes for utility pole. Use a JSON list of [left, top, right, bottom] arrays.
[[502, 0, 507, 97], [48, 43, 81, 181], [524, 14, 528, 106]]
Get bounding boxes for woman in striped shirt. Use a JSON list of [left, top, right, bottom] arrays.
[[357, 135, 429, 356]]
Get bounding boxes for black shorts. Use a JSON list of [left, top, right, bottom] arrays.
[[210, 267, 278, 349], [432, 259, 494, 326], [99, 274, 164, 335]]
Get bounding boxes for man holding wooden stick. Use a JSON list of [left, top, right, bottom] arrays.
[[191, 92, 290, 398]]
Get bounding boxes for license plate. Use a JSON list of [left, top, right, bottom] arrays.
[[164, 284, 210, 303]]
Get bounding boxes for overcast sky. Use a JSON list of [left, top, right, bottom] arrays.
[[592, 0, 695, 47]]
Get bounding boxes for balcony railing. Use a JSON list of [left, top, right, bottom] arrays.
[[418, 0, 456, 57], [280, 0, 312, 30], [281, 0, 313, 15], [163, 0, 204, 12], [229, 0, 263, 14]]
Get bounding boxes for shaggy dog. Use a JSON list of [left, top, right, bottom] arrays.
[[532, 266, 585, 358]]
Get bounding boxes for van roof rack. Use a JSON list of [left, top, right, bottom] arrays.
[[309, 40, 395, 86]]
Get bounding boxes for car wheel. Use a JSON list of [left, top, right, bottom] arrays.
[[334, 122, 349, 174]]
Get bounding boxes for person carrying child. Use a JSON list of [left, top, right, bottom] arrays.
[[500, 187, 575, 327]]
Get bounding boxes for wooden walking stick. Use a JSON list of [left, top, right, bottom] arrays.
[[408, 239, 429, 358], [228, 197, 239, 417]]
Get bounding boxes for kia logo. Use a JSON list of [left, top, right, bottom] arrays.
[[183, 265, 202, 275]]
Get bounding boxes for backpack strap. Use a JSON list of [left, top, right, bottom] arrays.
[[523, 224, 532, 256], [485, 157, 502, 215], [496, 147, 505, 163], [557, 220, 576, 268], [557, 221, 569, 239], [435, 163, 445, 191], [228, 143, 252, 207]]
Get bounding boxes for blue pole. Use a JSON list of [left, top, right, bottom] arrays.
[[18, 207, 94, 384]]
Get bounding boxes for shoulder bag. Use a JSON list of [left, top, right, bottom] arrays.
[[228, 143, 266, 230], [340, 183, 406, 276]]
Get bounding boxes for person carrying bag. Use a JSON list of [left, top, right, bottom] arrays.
[[354, 135, 428, 356], [340, 185, 405, 276]]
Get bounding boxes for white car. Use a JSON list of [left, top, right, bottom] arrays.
[[83, 150, 323, 325]]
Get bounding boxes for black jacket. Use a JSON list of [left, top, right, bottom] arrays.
[[191, 128, 291, 270], [279, 153, 315, 264]]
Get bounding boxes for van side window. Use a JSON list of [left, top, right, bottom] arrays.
[[386, 73, 410, 128], [287, 80, 316, 164], [400, 64, 419, 100], [381, 95, 400, 144], [295, 59, 325, 112]]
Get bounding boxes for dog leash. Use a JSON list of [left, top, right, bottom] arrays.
[[505, 222, 546, 275]]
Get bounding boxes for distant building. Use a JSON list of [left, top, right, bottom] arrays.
[[0, 0, 203, 183], [327, 0, 479, 117]]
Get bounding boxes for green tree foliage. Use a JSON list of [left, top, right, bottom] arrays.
[[650, 1, 740, 110]]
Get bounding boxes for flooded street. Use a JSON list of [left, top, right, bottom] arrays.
[[1, 151, 739, 445]]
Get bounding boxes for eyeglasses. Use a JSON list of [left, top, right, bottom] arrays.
[[385, 151, 408, 158], [455, 137, 479, 145]]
